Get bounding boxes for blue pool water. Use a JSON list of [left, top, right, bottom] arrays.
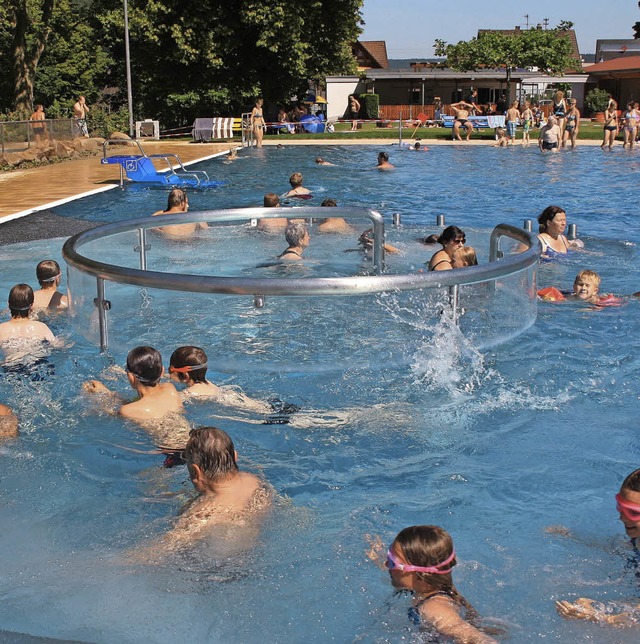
[[1, 145, 640, 642]]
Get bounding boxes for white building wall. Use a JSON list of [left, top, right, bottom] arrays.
[[326, 76, 360, 120]]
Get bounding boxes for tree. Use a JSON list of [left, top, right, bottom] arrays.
[[434, 26, 577, 101], [6, 0, 56, 117]]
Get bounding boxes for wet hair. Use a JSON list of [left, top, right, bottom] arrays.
[[378, 152, 389, 163], [321, 198, 337, 207], [183, 426, 239, 481], [414, 142, 421, 149], [392, 525, 469, 609], [8, 283, 34, 318], [285, 222, 308, 247], [315, 157, 324, 164], [537, 206, 565, 233], [622, 468, 640, 493], [574, 270, 601, 289], [422, 234, 440, 245], [167, 188, 187, 209], [263, 193, 280, 208], [169, 346, 208, 384], [437, 226, 465, 246], [289, 172, 303, 188], [126, 345, 163, 387], [453, 246, 478, 267], [36, 260, 61, 287]]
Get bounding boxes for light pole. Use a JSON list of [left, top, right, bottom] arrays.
[[123, 0, 134, 137]]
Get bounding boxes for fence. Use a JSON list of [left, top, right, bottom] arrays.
[[0, 118, 76, 154]]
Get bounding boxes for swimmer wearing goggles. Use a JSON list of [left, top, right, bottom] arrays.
[[386, 548, 456, 574]]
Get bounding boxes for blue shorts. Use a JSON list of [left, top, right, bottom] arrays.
[[506, 121, 517, 137]]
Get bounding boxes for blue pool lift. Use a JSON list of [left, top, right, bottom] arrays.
[[101, 139, 224, 188]]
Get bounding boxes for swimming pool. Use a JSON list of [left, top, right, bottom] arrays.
[[1, 145, 640, 642]]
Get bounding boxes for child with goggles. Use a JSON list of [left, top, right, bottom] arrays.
[[556, 467, 640, 627], [372, 525, 496, 642]]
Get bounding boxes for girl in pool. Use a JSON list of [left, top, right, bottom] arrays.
[[427, 226, 465, 271], [385, 525, 496, 643], [452, 246, 478, 268], [169, 345, 270, 413], [556, 468, 640, 627], [537, 206, 582, 260], [33, 260, 68, 310]]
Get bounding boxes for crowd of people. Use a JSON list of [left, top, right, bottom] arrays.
[[1, 154, 638, 640]]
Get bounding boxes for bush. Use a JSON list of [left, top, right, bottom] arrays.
[[88, 108, 130, 138], [359, 93, 379, 120], [584, 88, 610, 115]]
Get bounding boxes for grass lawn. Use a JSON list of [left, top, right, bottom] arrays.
[[238, 119, 612, 143]]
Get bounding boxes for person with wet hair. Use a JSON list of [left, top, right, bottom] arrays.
[[376, 151, 394, 170], [257, 192, 288, 231], [84, 345, 182, 422], [557, 468, 640, 627], [151, 187, 208, 239], [140, 427, 273, 553], [427, 226, 466, 271], [169, 345, 270, 412], [279, 222, 310, 261], [452, 246, 478, 268], [537, 205, 583, 259], [369, 525, 496, 642], [357, 228, 400, 254], [0, 284, 55, 343], [33, 260, 68, 310], [284, 172, 311, 198], [317, 199, 352, 234]]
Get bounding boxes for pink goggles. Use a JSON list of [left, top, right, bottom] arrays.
[[386, 548, 456, 574], [616, 493, 640, 522]]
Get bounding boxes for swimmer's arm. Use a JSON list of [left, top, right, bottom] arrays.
[[556, 598, 640, 627], [383, 243, 400, 254], [197, 222, 209, 230], [364, 533, 387, 570], [82, 380, 124, 414], [422, 597, 497, 643]]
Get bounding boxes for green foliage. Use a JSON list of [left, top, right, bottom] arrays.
[[435, 28, 575, 76], [359, 93, 379, 119], [87, 106, 130, 138], [584, 88, 610, 114], [0, 0, 364, 128]]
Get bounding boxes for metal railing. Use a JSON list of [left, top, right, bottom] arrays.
[[101, 139, 212, 186], [62, 208, 539, 351], [0, 118, 76, 153]]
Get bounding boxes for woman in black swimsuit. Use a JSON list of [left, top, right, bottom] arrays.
[[278, 222, 309, 261], [427, 226, 466, 271], [386, 525, 495, 642]]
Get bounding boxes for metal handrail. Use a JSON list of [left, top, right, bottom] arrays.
[[62, 213, 539, 352], [64, 212, 538, 295]]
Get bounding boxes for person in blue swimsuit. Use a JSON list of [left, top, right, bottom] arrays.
[[557, 468, 640, 627], [379, 525, 497, 642]]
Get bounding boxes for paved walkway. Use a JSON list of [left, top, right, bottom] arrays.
[[0, 140, 234, 222]]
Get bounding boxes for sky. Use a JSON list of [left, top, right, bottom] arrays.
[[360, 0, 639, 58]]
